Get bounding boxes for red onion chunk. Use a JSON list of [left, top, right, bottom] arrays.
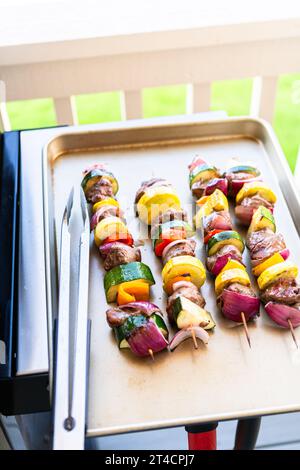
[[265, 302, 300, 328], [122, 301, 161, 316], [90, 206, 123, 231], [99, 241, 119, 257], [127, 321, 168, 356], [220, 289, 260, 322], [90, 211, 99, 231], [99, 239, 133, 258], [280, 248, 290, 261], [172, 281, 195, 292], [230, 177, 261, 197], [210, 253, 244, 276], [83, 163, 106, 176], [204, 178, 228, 196], [161, 239, 186, 259], [169, 327, 209, 351], [188, 157, 206, 171]]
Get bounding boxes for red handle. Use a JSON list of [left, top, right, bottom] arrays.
[[188, 429, 217, 450], [186, 423, 218, 450]]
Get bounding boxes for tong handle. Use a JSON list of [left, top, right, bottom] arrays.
[[69, 228, 91, 448], [53, 189, 90, 450], [53, 216, 71, 448]]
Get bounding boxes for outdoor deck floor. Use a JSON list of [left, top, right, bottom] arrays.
[[89, 413, 300, 450]]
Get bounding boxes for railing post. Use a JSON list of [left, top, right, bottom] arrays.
[[250, 76, 278, 123], [0, 109, 4, 133], [187, 83, 211, 114], [54, 97, 77, 125], [0, 103, 11, 132], [121, 90, 142, 120]]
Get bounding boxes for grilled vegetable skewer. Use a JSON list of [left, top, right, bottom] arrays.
[[246, 205, 300, 346], [189, 157, 260, 346], [135, 177, 215, 351], [224, 161, 300, 345], [223, 161, 275, 226], [81, 164, 169, 357]]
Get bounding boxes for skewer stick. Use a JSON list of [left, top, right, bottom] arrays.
[[241, 312, 251, 349], [190, 327, 198, 350], [287, 319, 298, 349], [148, 349, 155, 361]]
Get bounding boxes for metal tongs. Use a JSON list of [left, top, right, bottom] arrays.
[[53, 187, 91, 449]]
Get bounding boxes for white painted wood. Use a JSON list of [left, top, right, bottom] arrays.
[[0, 109, 4, 133], [0, 3, 299, 134], [190, 83, 211, 113], [250, 76, 278, 122], [1, 2, 300, 66], [0, 102, 11, 131], [54, 96, 76, 125], [250, 76, 262, 116], [122, 90, 142, 120], [2, 36, 300, 102]]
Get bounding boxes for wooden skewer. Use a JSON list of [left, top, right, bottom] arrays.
[[148, 349, 155, 361], [190, 327, 198, 350], [287, 319, 298, 349], [241, 312, 251, 349]]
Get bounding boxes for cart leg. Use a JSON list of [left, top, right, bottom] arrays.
[[185, 422, 218, 450], [234, 417, 261, 450]]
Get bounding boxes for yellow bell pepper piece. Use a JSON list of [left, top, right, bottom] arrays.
[[162, 255, 206, 294], [117, 280, 150, 305], [137, 186, 181, 225], [93, 197, 119, 213], [220, 259, 246, 273], [209, 189, 229, 211], [215, 268, 250, 296], [257, 261, 298, 291], [94, 216, 128, 246], [194, 205, 212, 229], [195, 189, 228, 229], [252, 252, 284, 277], [236, 182, 277, 205], [196, 195, 210, 207], [196, 189, 228, 211]]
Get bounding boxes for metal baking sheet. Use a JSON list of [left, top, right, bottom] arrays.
[[42, 116, 300, 437]]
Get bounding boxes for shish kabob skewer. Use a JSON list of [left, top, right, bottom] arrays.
[[189, 157, 260, 348], [135, 178, 216, 351], [81, 164, 169, 358], [224, 163, 300, 346]]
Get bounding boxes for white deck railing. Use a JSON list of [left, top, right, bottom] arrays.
[[1, 6, 300, 171]]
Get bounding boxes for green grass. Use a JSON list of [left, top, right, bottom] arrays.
[[211, 78, 253, 116], [7, 98, 56, 129], [143, 85, 187, 117], [6, 76, 300, 171], [76, 92, 122, 124]]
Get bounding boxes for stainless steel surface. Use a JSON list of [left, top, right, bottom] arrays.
[[53, 188, 90, 449], [40, 116, 300, 437], [17, 128, 57, 375]]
